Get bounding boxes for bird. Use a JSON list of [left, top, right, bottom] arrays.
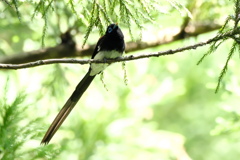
[[41, 23, 125, 144]]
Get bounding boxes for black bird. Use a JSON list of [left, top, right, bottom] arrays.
[[41, 23, 125, 144]]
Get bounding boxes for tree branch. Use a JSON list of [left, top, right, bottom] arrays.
[[1, 28, 238, 70], [0, 23, 220, 64]]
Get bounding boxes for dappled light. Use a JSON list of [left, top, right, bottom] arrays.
[[1, 0, 240, 160]]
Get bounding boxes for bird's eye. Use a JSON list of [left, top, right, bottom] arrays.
[[108, 27, 113, 33]]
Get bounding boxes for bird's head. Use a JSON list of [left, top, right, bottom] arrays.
[[106, 23, 119, 34]]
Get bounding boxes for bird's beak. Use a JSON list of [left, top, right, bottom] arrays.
[[113, 23, 118, 30]]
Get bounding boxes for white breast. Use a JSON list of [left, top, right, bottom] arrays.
[[90, 50, 122, 76]]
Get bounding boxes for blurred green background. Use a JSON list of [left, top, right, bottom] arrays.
[[1, 0, 240, 160]]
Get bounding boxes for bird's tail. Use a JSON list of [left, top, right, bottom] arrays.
[[41, 70, 95, 144]]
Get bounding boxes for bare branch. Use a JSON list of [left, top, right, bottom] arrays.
[[0, 23, 220, 64], [1, 28, 238, 70]]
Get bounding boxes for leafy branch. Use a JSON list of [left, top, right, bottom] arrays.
[[0, 80, 59, 159], [197, 0, 240, 92], [2, 0, 188, 48]]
